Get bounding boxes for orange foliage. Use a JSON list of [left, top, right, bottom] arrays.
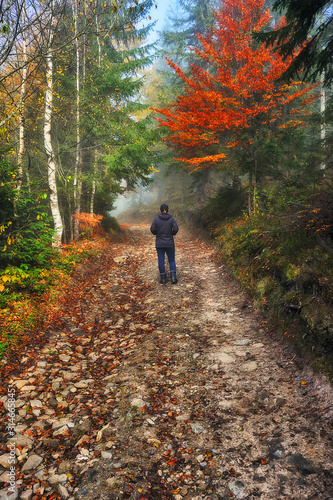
[[153, 0, 318, 173], [74, 212, 104, 238]]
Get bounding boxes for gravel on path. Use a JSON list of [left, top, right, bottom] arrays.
[[0, 224, 332, 500]]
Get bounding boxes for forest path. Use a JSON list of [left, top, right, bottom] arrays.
[[0, 223, 332, 500]]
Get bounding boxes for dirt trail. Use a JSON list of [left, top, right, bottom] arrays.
[[0, 223, 332, 500]]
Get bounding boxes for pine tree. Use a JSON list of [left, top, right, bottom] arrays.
[[160, 0, 219, 68], [254, 0, 333, 85]]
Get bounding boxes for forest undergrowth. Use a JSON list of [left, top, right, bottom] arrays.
[[0, 230, 120, 362], [200, 184, 333, 381]]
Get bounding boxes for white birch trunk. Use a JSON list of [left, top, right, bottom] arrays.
[[83, 0, 87, 82], [96, 13, 101, 68], [89, 14, 102, 215], [44, 9, 63, 248], [90, 178, 96, 215], [90, 148, 97, 214], [73, 0, 81, 240]]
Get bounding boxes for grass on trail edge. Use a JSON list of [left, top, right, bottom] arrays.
[[210, 213, 333, 382]]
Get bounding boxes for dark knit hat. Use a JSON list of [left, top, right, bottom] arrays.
[[160, 203, 169, 212]]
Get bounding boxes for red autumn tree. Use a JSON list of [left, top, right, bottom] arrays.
[[153, 0, 318, 213]]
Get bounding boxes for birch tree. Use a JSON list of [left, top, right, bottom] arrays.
[[72, 0, 81, 240], [44, 0, 63, 247]]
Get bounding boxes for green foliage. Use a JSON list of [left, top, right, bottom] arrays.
[[0, 157, 16, 221], [0, 267, 58, 308], [1, 216, 55, 267], [255, 0, 333, 85], [0, 341, 7, 357], [0, 201, 55, 269], [201, 184, 246, 229], [101, 215, 121, 235], [0, 157, 56, 269], [160, 0, 219, 69], [0, 156, 90, 311], [213, 185, 333, 321], [0, 237, 100, 359], [55, 242, 99, 274]]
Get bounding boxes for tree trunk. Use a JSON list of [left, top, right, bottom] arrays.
[[90, 150, 97, 215], [96, 13, 101, 68], [199, 169, 209, 202], [253, 149, 258, 214], [248, 170, 252, 217], [44, 6, 63, 248], [90, 179, 96, 215], [17, 1, 27, 193], [73, 0, 81, 241], [320, 81, 326, 170], [89, 15, 101, 216]]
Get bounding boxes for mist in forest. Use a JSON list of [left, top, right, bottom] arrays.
[[111, 185, 157, 217]]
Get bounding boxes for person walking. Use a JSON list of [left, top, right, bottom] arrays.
[[150, 203, 179, 284]]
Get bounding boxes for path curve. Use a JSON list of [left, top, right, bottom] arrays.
[[0, 223, 332, 500]]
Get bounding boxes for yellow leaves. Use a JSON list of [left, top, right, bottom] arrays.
[[278, 119, 305, 129], [0, 273, 17, 292]]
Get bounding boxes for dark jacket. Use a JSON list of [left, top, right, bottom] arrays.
[[150, 213, 179, 248]]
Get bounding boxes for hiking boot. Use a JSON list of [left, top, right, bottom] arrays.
[[160, 273, 167, 284], [170, 271, 178, 284]]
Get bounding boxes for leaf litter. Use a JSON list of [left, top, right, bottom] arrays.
[[0, 224, 332, 499]]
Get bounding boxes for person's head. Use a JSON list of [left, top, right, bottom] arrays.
[[160, 203, 169, 213]]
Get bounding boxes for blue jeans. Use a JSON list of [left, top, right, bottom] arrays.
[[157, 247, 176, 274]]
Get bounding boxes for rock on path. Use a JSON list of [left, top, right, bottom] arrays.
[[0, 224, 332, 500]]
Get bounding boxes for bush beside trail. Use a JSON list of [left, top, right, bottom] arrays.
[[0, 214, 121, 361], [199, 184, 333, 380]]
